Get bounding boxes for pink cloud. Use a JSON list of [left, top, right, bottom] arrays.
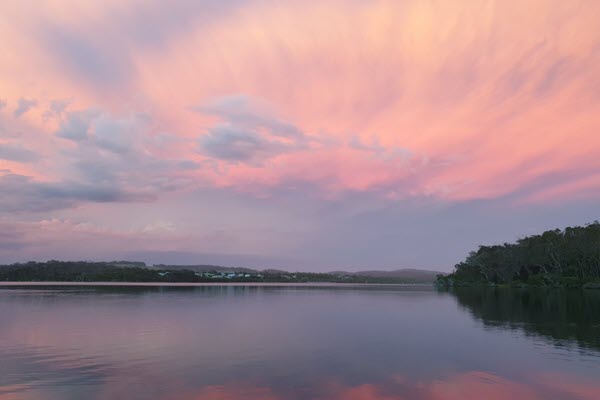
[[1, 0, 599, 204]]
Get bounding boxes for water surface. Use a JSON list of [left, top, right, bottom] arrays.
[[0, 284, 598, 399]]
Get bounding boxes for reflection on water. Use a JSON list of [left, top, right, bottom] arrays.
[[451, 287, 600, 351], [149, 371, 600, 400], [0, 285, 598, 400]]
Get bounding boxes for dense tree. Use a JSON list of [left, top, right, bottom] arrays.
[[438, 222, 600, 288]]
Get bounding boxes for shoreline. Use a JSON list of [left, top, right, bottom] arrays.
[[436, 282, 600, 290], [0, 281, 434, 288]]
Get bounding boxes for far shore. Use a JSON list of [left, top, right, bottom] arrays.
[[0, 281, 434, 288]]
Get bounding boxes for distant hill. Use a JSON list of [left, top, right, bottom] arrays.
[[261, 268, 290, 275], [151, 264, 258, 273]]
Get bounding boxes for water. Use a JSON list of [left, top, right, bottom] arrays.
[[0, 284, 598, 400]]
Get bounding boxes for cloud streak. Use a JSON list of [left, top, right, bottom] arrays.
[[0, 174, 154, 213]]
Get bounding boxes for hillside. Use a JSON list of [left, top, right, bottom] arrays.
[[151, 264, 257, 273]]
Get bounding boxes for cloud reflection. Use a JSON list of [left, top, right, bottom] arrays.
[[154, 371, 600, 400]]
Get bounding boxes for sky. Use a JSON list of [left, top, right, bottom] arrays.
[[1, 0, 599, 271]]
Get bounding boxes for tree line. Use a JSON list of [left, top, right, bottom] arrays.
[[0, 260, 413, 284], [437, 222, 600, 288]]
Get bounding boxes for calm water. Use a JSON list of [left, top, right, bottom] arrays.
[[0, 284, 598, 400]]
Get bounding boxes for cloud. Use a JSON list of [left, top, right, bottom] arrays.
[[41, 24, 132, 87], [92, 113, 144, 154], [56, 109, 151, 154], [13, 98, 37, 118], [38, 180, 152, 203], [141, 221, 176, 234], [199, 95, 305, 139], [55, 112, 198, 193], [0, 108, 199, 214], [348, 136, 412, 162], [43, 99, 70, 119], [197, 95, 310, 165], [0, 143, 39, 163], [0, 173, 154, 213], [55, 109, 100, 141], [199, 124, 304, 164], [4, 1, 600, 202]]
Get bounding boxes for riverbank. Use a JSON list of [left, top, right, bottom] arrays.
[[0, 281, 434, 288], [436, 278, 600, 290]]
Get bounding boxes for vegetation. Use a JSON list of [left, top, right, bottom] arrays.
[[437, 222, 600, 288], [0, 260, 421, 284]]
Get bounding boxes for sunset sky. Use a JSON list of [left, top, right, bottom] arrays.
[[1, 0, 599, 271]]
